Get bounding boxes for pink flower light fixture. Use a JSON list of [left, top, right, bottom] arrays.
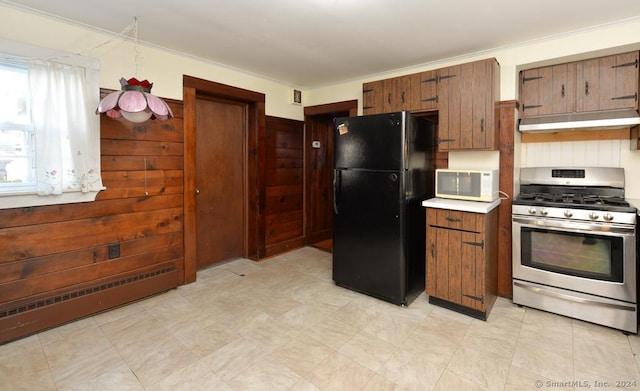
[[96, 77, 173, 123]]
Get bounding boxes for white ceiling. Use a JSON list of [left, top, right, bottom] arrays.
[[3, 0, 640, 87]]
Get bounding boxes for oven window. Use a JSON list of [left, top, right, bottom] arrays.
[[521, 227, 623, 282]]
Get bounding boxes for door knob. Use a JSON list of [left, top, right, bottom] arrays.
[[195, 189, 200, 195]]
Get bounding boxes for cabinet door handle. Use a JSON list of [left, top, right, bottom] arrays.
[[463, 240, 485, 249], [585, 81, 589, 96], [611, 59, 638, 69], [387, 93, 392, 104], [446, 217, 461, 223], [430, 243, 436, 258], [422, 96, 438, 103], [480, 118, 485, 133], [522, 75, 543, 83], [401, 91, 405, 103], [611, 93, 638, 101], [561, 84, 565, 98]]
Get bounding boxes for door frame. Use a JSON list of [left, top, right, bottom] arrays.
[[303, 100, 358, 245], [183, 75, 266, 283]]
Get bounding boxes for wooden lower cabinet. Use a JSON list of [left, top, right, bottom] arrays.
[[425, 207, 498, 320]]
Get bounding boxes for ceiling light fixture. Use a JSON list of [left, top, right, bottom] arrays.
[[96, 17, 173, 123]]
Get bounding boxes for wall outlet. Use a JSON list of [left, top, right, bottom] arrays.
[[108, 243, 120, 259]]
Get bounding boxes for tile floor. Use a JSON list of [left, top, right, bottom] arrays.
[[1, 246, 639, 391]]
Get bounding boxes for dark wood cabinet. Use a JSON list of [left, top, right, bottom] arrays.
[[362, 80, 385, 115], [576, 51, 639, 112], [361, 59, 498, 152], [363, 73, 426, 115], [383, 76, 408, 112], [520, 51, 639, 118], [425, 207, 498, 319], [437, 58, 500, 151], [520, 63, 576, 116], [419, 70, 439, 111]]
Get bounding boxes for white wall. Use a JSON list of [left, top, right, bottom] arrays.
[[0, 5, 306, 120], [2, 6, 640, 196], [307, 17, 640, 197]]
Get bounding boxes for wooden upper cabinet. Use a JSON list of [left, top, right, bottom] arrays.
[[419, 70, 439, 111], [362, 71, 438, 115], [408, 72, 424, 111], [360, 59, 500, 152], [576, 51, 639, 112], [384, 74, 424, 112], [362, 80, 384, 115], [520, 51, 639, 118], [383, 76, 404, 112], [520, 63, 576, 117], [437, 58, 499, 151]]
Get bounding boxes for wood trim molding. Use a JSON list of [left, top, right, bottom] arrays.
[[521, 128, 631, 143], [497, 100, 517, 298], [303, 100, 358, 247], [182, 86, 197, 283], [182, 75, 266, 283], [304, 99, 358, 117]]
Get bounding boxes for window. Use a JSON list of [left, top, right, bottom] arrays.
[[0, 41, 103, 210], [0, 63, 36, 194]]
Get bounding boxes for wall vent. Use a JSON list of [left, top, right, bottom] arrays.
[[0, 265, 176, 319]]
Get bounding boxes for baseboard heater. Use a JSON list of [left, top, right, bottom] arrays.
[[0, 264, 179, 345]]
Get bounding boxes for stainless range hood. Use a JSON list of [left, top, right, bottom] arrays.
[[518, 109, 640, 133]]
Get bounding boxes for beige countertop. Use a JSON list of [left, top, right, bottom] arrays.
[[421, 197, 501, 213]]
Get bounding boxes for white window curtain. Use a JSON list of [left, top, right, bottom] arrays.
[[28, 60, 103, 195]]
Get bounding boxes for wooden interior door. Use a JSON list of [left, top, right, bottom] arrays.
[[303, 100, 358, 249], [195, 97, 246, 268], [305, 114, 334, 245]]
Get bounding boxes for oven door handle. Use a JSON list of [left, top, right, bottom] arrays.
[[513, 281, 636, 312], [512, 216, 636, 236]]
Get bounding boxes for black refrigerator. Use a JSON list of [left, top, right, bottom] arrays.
[[332, 111, 435, 306]]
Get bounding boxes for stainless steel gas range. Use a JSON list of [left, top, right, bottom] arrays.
[[512, 167, 638, 333]]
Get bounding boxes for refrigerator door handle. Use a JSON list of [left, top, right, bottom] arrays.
[[333, 169, 341, 215]]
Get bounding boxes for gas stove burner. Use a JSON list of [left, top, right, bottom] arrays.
[[580, 195, 628, 207], [516, 192, 630, 207], [514, 167, 636, 214], [514, 194, 635, 214]]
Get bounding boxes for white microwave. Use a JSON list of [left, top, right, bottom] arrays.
[[435, 169, 499, 202]]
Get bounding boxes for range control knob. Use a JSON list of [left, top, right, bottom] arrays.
[[588, 212, 599, 220], [603, 213, 614, 222], [539, 209, 548, 216], [528, 208, 537, 215], [563, 210, 573, 218]]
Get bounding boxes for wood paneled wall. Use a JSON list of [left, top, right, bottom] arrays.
[[0, 91, 184, 344], [264, 116, 305, 257]]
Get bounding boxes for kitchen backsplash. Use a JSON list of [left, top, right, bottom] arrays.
[[520, 139, 640, 199], [521, 140, 621, 167]]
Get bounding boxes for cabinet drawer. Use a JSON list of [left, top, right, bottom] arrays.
[[427, 208, 483, 232]]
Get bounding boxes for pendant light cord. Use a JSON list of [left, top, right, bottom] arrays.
[[133, 16, 140, 78]]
